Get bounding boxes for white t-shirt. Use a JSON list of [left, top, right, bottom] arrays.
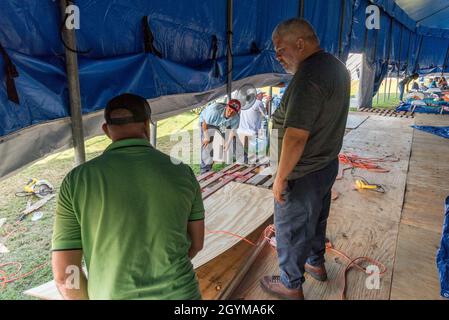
[[238, 100, 266, 136]]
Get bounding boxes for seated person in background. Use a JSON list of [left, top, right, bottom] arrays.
[[438, 77, 448, 89], [429, 78, 437, 88]]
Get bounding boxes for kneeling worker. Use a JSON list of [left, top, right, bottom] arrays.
[[199, 99, 241, 174], [52, 93, 205, 300]]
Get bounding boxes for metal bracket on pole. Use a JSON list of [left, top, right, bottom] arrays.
[[59, 0, 86, 166]]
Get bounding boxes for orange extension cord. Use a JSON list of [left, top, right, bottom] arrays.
[[208, 224, 386, 300], [0, 221, 49, 290], [338, 153, 399, 178]]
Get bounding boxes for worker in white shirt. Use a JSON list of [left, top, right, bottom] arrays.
[[228, 91, 269, 163]]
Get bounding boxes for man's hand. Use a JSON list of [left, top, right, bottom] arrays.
[[273, 176, 288, 204], [273, 127, 310, 204], [202, 136, 211, 147]]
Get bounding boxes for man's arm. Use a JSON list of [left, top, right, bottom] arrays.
[[52, 250, 89, 300], [187, 220, 204, 259], [272, 127, 310, 204], [202, 121, 210, 146]]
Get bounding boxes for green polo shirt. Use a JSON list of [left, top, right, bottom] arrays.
[[52, 138, 205, 300]]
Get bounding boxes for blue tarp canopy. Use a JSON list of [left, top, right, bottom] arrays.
[[1, 0, 449, 179]]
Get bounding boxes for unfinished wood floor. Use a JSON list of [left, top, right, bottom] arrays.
[[230, 114, 448, 300]]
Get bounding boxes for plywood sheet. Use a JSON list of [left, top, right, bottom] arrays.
[[23, 280, 62, 300], [390, 224, 443, 300], [332, 117, 413, 223], [400, 116, 449, 233], [192, 182, 273, 268], [230, 208, 398, 300]]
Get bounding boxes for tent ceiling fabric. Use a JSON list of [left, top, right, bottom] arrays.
[[394, 0, 449, 29], [2, 0, 449, 179]]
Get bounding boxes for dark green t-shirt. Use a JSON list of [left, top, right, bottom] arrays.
[[52, 138, 204, 300], [271, 50, 350, 180]]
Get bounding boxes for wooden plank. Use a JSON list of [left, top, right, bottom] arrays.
[[23, 280, 62, 300], [197, 219, 272, 300], [261, 176, 275, 189], [400, 116, 449, 233], [199, 165, 242, 189], [245, 173, 272, 186], [192, 182, 274, 269], [202, 165, 261, 199], [390, 224, 443, 300]]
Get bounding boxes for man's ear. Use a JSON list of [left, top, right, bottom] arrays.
[[102, 123, 111, 139], [296, 38, 305, 51], [144, 119, 151, 140]]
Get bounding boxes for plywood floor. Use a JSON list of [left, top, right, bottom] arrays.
[[230, 114, 448, 300], [390, 114, 448, 300]]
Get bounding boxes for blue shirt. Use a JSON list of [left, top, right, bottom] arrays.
[[199, 102, 240, 130]]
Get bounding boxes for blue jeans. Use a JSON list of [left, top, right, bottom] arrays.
[[274, 158, 339, 290]]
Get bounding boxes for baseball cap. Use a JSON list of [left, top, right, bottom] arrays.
[[105, 93, 154, 125], [227, 99, 241, 113]]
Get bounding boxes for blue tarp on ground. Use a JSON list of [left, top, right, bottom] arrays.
[[412, 125, 449, 139], [397, 103, 449, 114], [2, 0, 449, 178], [437, 197, 449, 299]]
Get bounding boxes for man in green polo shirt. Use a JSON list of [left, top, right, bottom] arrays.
[[52, 93, 205, 300]]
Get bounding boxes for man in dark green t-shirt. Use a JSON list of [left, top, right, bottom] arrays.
[[260, 18, 350, 300], [52, 93, 205, 300]]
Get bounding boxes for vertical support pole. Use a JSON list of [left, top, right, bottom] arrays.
[[383, 17, 393, 104], [268, 86, 273, 116], [441, 42, 449, 77], [150, 122, 157, 148], [226, 0, 233, 102], [338, 0, 346, 60], [387, 71, 393, 101], [59, 0, 86, 166], [396, 25, 403, 100], [299, 0, 305, 18]]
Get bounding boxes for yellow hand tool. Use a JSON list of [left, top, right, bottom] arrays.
[[354, 178, 385, 193]]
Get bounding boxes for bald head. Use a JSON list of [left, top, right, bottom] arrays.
[[272, 18, 320, 46], [272, 18, 321, 74]]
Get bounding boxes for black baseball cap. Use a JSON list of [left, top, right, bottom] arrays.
[[105, 93, 154, 125]]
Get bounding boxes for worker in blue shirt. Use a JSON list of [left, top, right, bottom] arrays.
[[199, 99, 241, 174]]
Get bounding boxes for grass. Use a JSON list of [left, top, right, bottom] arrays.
[[0, 111, 231, 300]]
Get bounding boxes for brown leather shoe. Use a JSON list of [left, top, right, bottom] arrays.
[[260, 276, 304, 300], [305, 263, 327, 281]]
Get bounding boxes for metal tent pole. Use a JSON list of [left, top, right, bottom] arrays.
[[59, 0, 86, 166], [226, 0, 233, 102]]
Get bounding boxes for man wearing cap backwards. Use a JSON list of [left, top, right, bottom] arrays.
[[51, 93, 205, 300], [260, 18, 350, 300], [199, 99, 241, 174]]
